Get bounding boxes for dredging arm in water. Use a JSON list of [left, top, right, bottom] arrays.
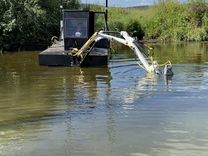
[[72, 31, 173, 76]]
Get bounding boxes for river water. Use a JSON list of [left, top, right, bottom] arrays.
[[0, 43, 208, 156]]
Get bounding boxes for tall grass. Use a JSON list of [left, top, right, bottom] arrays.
[[91, 0, 208, 41], [145, 0, 208, 41]]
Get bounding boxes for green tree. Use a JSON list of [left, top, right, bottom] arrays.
[[0, 0, 80, 51], [188, 0, 208, 27], [63, 0, 80, 9]]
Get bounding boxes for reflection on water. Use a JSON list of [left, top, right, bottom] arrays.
[[0, 43, 208, 156]]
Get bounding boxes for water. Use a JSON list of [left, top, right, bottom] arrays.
[[0, 42, 208, 156]]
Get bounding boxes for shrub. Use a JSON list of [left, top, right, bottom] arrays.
[[144, 0, 208, 41], [126, 20, 144, 40]]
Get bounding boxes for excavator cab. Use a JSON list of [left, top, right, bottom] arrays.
[[63, 10, 109, 50]]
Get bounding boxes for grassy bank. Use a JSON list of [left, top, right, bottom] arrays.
[[1, 0, 208, 51], [105, 1, 208, 41]]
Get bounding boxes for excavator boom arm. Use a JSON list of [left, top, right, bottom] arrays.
[[73, 31, 173, 76]]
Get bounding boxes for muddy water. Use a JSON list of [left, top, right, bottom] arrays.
[[0, 42, 208, 156]]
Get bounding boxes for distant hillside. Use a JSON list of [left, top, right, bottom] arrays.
[[80, 3, 150, 9], [126, 5, 150, 9]]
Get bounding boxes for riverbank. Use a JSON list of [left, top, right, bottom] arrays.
[[106, 1, 208, 41], [1, 0, 208, 51]]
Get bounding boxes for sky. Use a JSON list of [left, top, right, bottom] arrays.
[[81, 0, 155, 7], [81, 0, 187, 7]]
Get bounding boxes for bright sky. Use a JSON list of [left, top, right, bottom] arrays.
[[81, 0, 156, 7], [81, 0, 187, 7]]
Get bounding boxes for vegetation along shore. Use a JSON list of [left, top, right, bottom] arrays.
[[0, 0, 208, 51]]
